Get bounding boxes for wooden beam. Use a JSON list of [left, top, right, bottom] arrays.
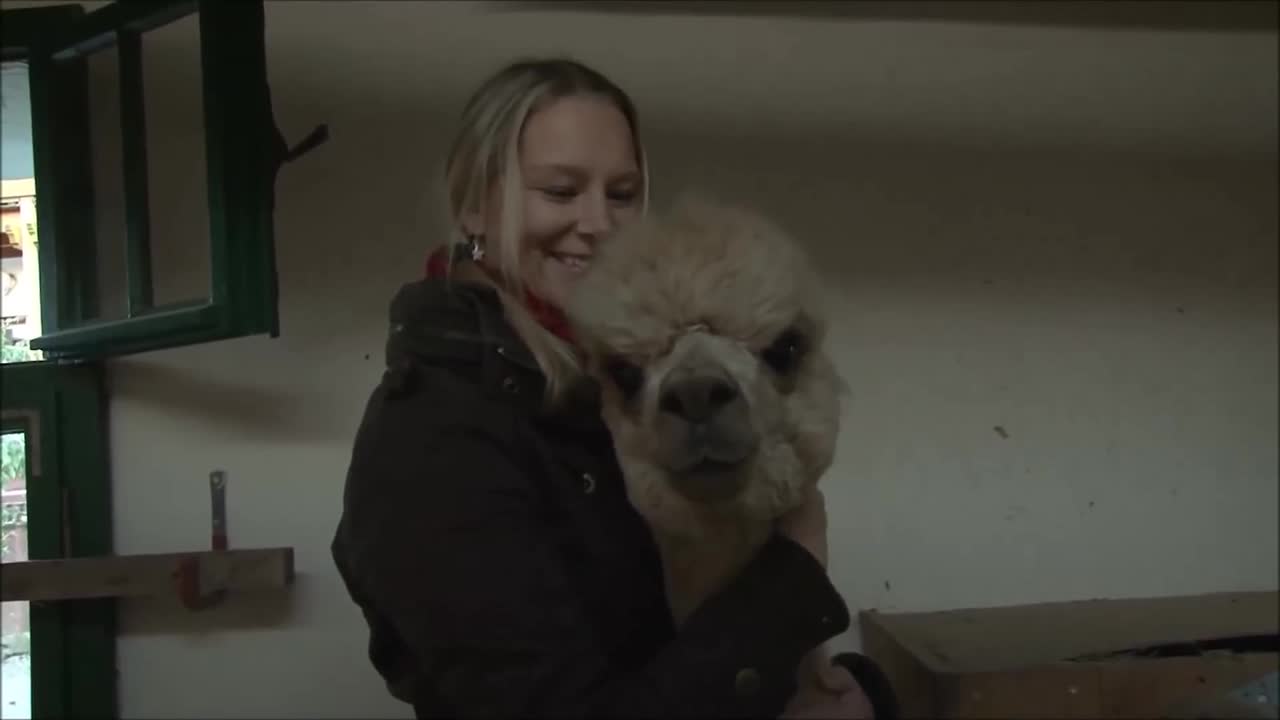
[[0, 547, 294, 603]]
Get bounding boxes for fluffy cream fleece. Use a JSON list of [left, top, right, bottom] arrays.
[[565, 195, 850, 712]]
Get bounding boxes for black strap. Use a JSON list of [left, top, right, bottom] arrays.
[[831, 651, 900, 720]]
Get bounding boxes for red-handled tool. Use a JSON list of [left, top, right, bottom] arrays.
[[174, 470, 230, 610]]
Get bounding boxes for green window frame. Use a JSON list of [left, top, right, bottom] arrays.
[[12, 0, 317, 361], [4, 3, 318, 717], [2, 361, 114, 719]]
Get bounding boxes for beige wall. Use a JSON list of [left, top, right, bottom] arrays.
[[17, 1, 1280, 717]]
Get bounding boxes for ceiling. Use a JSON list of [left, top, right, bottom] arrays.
[[505, 1, 1279, 31], [1, 0, 1277, 154]]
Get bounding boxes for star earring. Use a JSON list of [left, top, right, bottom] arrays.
[[467, 233, 486, 262]]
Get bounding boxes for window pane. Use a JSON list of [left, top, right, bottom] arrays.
[[1, 430, 30, 720], [72, 14, 214, 324], [144, 13, 211, 309], [85, 43, 129, 323], [1, 61, 43, 365]]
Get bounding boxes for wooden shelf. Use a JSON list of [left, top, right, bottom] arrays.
[[0, 547, 294, 605]]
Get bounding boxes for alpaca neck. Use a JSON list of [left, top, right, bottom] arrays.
[[656, 516, 772, 626]]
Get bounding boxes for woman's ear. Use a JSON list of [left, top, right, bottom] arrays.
[[461, 209, 485, 239]]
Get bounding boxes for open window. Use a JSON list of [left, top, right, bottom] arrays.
[[6, 0, 324, 361], [2, 2, 314, 714]]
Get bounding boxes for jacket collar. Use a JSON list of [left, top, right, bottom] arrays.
[[384, 277, 608, 434], [387, 278, 537, 369]]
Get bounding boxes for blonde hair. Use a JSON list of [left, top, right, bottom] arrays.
[[440, 58, 650, 401]]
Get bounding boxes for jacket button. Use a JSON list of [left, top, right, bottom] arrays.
[[501, 377, 519, 394], [734, 667, 761, 697], [582, 472, 596, 495]]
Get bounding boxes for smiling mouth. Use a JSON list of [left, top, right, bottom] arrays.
[[547, 251, 592, 273]]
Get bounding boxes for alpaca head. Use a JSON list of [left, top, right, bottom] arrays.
[[564, 197, 846, 537]]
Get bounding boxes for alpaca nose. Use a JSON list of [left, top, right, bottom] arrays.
[[659, 373, 740, 424]]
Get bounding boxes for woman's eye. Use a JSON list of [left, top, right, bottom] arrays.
[[608, 189, 638, 205], [604, 357, 645, 399], [760, 328, 807, 375], [542, 186, 577, 201]]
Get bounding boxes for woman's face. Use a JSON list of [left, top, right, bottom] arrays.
[[477, 94, 644, 309]]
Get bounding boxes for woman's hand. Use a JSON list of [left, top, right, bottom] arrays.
[[777, 487, 829, 568], [778, 490, 875, 717], [781, 662, 875, 719]]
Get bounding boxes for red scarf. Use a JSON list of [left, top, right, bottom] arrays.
[[424, 246, 576, 345]]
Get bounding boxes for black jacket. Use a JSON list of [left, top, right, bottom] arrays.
[[331, 277, 852, 719]]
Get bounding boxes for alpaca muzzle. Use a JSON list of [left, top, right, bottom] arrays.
[[659, 372, 740, 424], [656, 368, 759, 502]]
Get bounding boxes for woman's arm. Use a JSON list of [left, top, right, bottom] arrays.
[[335, 382, 850, 719]]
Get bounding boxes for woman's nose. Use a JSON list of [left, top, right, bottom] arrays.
[[576, 192, 613, 237]]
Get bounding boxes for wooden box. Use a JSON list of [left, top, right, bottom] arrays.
[[860, 590, 1279, 719]]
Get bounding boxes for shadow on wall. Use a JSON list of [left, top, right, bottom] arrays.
[[638, 127, 1278, 313], [109, 96, 1278, 454], [267, 98, 1279, 311], [107, 358, 343, 445], [250, 98, 1280, 390]]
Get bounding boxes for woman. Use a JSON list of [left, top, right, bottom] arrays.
[[332, 58, 883, 719]]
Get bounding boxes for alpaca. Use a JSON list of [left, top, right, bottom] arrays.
[[563, 196, 849, 712]]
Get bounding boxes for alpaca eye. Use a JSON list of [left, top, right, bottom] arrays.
[[761, 328, 807, 375], [604, 357, 645, 399]]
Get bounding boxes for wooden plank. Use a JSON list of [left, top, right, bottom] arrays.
[[935, 665, 1103, 719], [864, 591, 1280, 674], [1099, 654, 1279, 718], [0, 547, 293, 602], [861, 592, 1280, 719], [860, 609, 940, 718]]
